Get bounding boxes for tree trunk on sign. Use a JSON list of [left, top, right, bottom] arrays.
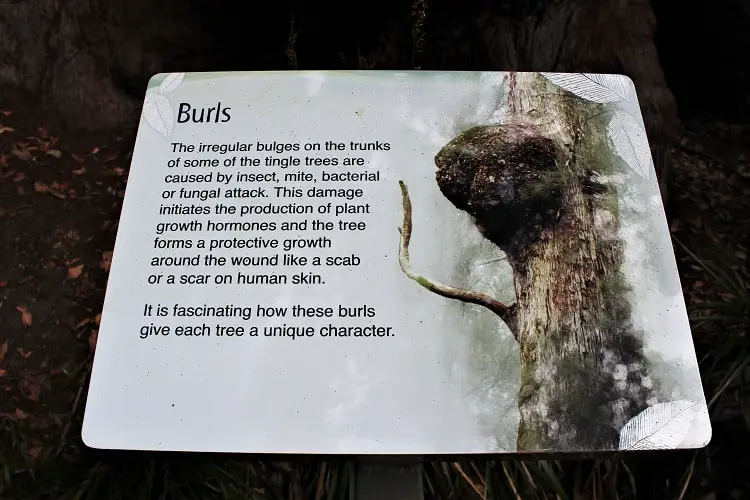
[[398, 72, 653, 452]]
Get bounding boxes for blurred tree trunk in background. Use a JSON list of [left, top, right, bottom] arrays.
[[368, 0, 681, 198], [1, 0, 747, 188], [0, 0, 205, 130]]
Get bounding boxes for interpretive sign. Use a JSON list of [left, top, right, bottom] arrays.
[[82, 71, 711, 454]]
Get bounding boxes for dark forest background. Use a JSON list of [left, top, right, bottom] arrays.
[[1, 1, 749, 128], [1, 0, 749, 498]]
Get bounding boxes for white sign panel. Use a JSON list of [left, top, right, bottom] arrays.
[[82, 71, 711, 454]]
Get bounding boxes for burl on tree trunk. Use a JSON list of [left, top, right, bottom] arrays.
[[398, 72, 654, 452]]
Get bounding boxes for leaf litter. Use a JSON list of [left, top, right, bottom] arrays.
[[67, 264, 84, 280], [0, 105, 136, 494], [15, 306, 32, 327]]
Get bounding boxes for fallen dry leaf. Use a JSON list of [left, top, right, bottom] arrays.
[[48, 181, 69, 199], [16, 305, 32, 326], [13, 172, 25, 182], [46, 149, 62, 159], [34, 181, 49, 193], [63, 229, 80, 241], [0, 125, 14, 134], [72, 166, 86, 175], [27, 446, 43, 461], [91, 146, 101, 155], [0, 408, 29, 420], [0, 341, 7, 362], [17, 348, 32, 359], [71, 153, 86, 162], [11, 144, 32, 161], [20, 380, 41, 401], [75, 317, 91, 329], [89, 330, 98, 353], [67, 264, 84, 279], [100, 251, 113, 272], [0, 110, 11, 116]]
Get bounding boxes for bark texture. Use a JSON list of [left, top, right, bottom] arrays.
[[423, 73, 654, 451], [0, 0, 204, 130]]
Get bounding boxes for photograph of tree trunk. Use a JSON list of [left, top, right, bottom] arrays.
[[397, 71, 710, 453]]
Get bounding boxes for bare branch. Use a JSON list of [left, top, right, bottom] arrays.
[[397, 180, 518, 338]]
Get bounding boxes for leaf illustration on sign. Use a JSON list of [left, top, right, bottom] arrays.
[[607, 109, 652, 179], [540, 73, 637, 104], [142, 89, 175, 139], [159, 73, 186, 93], [618, 400, 704, 450]]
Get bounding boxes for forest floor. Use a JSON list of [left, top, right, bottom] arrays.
[[0, 95, 749, 499]]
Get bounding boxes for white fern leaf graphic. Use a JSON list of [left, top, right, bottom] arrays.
[[618, 400, 704, 450], [540, 73, 637, 104], [159, 73, 186, 93], [607, 110, 652, 179], [142, 89, 175, 139]]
